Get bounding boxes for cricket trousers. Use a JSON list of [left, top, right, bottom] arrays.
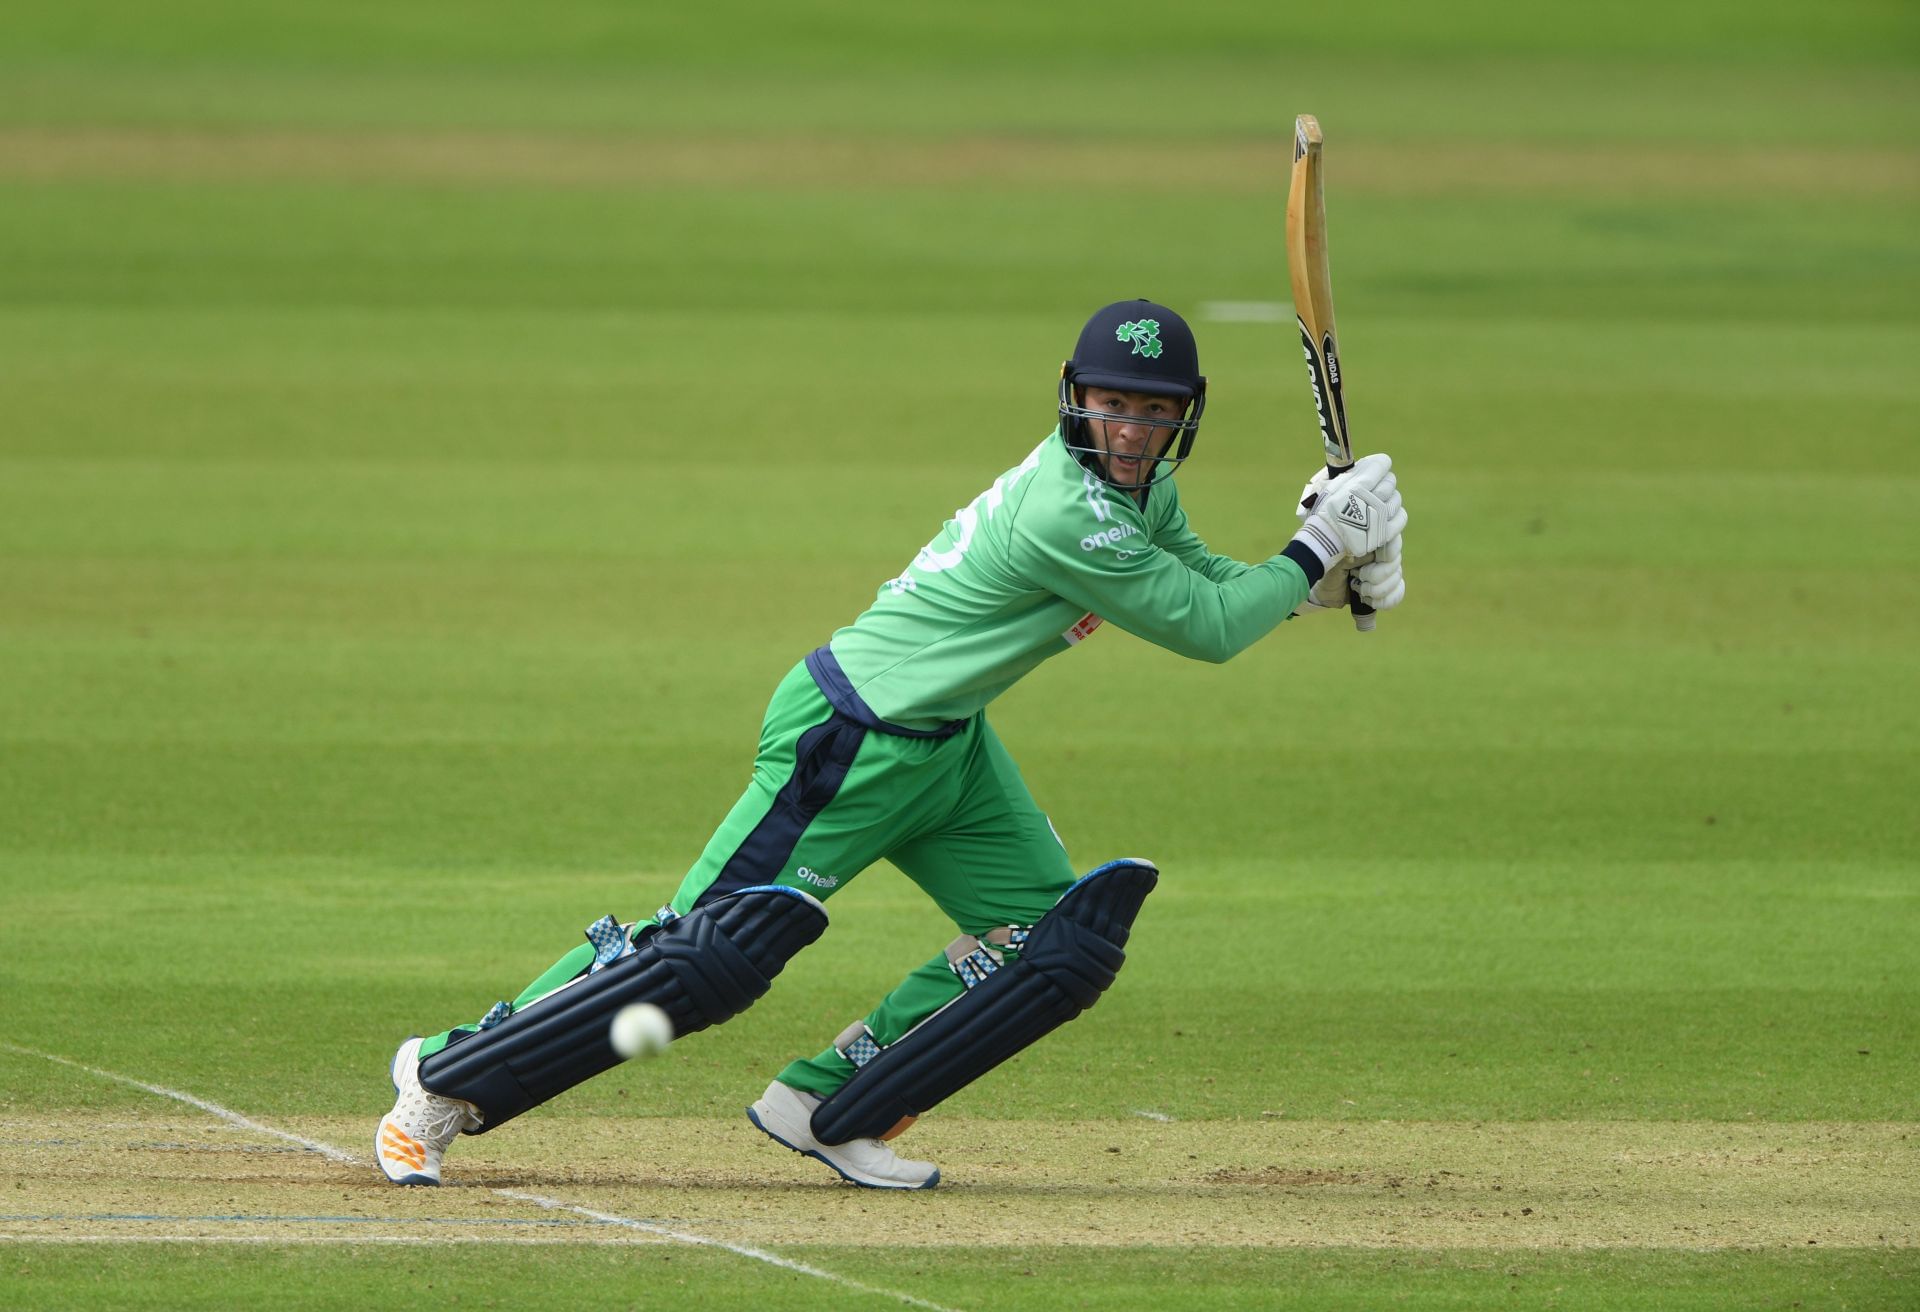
[[421, 647, 1078, 1100]]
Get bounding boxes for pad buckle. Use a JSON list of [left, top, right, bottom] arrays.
[[945, 925, 1030, 990], [834, 1020, 883, 1068], [584, 914, 637, 973]]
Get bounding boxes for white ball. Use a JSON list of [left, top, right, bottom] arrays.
[[609, 1003, 673, 1060]]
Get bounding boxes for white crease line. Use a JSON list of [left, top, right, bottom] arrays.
[[3, 1043, 966, 1312], [7, 1046, 358, 1165], [492, 1188, 966, 1311], [1131, 1110, 1175, 1122]]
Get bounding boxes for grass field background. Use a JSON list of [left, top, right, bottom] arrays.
[[2, 2, 1916, 1308]]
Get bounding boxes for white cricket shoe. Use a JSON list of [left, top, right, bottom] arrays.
[[746, 1080, 939, 1190], [376, 1036, 483, 1186]]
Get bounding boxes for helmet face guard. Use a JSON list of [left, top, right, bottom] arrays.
[[1057, 299, 1206, 492], [1057, 376, 1205, 491]]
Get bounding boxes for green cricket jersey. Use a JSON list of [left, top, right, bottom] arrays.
[[826, 429, 1312, 729]]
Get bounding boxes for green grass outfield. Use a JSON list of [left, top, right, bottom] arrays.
[[5, 1247, 1915, 1312], [2, 2, 1916, 1308]]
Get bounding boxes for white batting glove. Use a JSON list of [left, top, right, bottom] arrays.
[[1352, 533, 1406, 611], [1295, 467, 1333, 519], [1295, 454, 1405, 564], [1292, 467, 1350, 615], [1293, 559, 1352, 615]]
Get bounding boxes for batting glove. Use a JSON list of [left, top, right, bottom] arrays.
[[1293, 559, 1353, 616], [1296, 454, 1405, 563], [1295, 467, 1333, 519], [1352, 533, 1406, 611]]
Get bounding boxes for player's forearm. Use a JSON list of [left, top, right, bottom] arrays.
[[1191, 552, 1258, 585], [1113, 556, 1310, 663]]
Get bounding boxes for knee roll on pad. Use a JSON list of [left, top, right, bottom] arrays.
[[418, 885, 828, 1131], [808, 857, 1157, 1146]]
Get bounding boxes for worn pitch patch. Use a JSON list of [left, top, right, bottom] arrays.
[[2, 1111, 1912, 1251]]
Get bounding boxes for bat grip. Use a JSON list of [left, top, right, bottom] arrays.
[[1349, 584, 1376, 632], [1321, 462, 1378, 633]]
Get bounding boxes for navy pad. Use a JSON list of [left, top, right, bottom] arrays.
[[808, 858, 1156, 1146], [418, 885, 827, 1130]]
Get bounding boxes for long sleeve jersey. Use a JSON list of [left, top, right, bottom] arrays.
[[824, 429, 1315, 730]]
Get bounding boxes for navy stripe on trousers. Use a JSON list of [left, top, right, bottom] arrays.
[[694, 713, 868, 907]]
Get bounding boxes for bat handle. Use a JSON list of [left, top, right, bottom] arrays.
[[1321, 462, 1378, 633], [1349, 586, 1376, 632]]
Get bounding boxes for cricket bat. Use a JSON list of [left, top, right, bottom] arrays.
[[1285, 113, 1375, 632]]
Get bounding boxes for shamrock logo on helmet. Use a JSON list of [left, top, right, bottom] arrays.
[[1115, 319, 1164, 359]]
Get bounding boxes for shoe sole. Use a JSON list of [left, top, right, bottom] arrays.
[[377, 1037, 440, 1187], [746, 1102, 939, 1191]]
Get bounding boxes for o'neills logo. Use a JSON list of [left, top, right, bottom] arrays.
[[1081, 522, 1140, 552]]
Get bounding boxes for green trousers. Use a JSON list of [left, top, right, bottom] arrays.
[[424, 655, 1078, 1100]]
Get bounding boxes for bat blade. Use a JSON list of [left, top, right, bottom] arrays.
[[1286, 115, 1353, 474], [1285, 113, 1375, 631]]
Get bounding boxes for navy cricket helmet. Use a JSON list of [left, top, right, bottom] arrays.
[[1058, 299, 1207, 490]]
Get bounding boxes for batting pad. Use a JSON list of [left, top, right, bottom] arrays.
[[418, 885, 828, 1130], [809, 858, 1157, 1146]]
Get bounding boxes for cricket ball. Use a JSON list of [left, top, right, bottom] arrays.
[[609, 1002, 674, 1060]]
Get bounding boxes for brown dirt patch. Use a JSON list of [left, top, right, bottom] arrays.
[[2, 1111, 1913, 1252], [1205, 1167, 1370, 1186], [0, 128, 1910, 197]]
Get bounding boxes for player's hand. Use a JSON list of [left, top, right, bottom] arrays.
[[1352, 534, 1406, 611], [1302, 454, 1405, 561], [1294, 559, 1352, 615], [1295, 467, 1333, 519]]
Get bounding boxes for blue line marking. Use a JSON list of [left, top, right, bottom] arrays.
[[0, 1213, 624, 1228]]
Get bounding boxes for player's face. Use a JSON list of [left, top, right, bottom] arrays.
[[1079, 387, 1186, 488]]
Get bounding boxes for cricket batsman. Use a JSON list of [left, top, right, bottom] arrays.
[[375, 299, 1408, 1189]]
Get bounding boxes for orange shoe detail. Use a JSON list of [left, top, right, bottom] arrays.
[[381, 1124, 428, 1168]]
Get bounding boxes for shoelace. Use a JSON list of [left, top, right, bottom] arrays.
[[396, 1084, 477, 1146]]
